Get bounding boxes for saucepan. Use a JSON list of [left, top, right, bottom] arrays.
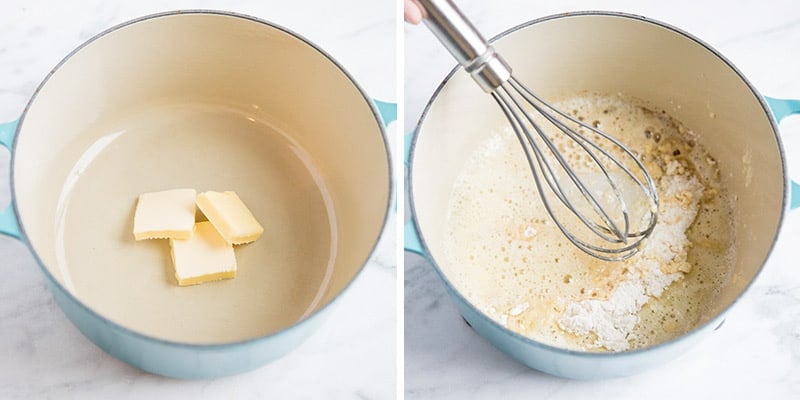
[[0, 11, 394, 378], [405, 11, 800, 379]]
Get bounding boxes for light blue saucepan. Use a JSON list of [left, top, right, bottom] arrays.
[[0, 11, 394, 379], [406, 11, 799, 379]]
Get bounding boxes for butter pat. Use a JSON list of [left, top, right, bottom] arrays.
[[169, 221, 236, 286], [196, 191, 263, 245], [133, 189, 197, 240]]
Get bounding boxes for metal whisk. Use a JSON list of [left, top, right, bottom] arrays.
[[416, 0, 659, 261]]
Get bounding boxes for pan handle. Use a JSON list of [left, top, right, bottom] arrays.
[[765, 96, 800, 122], [373, 99, 397, 127], [765, 96, 800, 210], [405, 219, 425, 256], [0, 120, 21, 238], [404, 130, 426, 256]]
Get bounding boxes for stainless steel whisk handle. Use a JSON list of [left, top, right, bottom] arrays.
[[416, 0, 511, 92]]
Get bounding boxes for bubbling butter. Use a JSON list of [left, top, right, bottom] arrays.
[[442, 93, 734, 351]]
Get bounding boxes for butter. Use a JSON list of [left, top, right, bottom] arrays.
[[169, 221, 236, 286], [133, 189, 197, 240], [196, 191, 263, 245]]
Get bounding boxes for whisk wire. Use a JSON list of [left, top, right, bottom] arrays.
[[417, 0, 659, 261], [501, 82, 631, 244], [511, 79, 660, 238], [492, 89, 631, 259], [493, 80, 656, 261]]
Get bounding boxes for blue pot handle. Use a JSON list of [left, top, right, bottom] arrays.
[[373, 99, 396, 127], [0, 120, 21, 239], [765, 97, 800, 123], [405, 218, 425, 256], [765, 96, 800, 210], [403, 129, 427, 255], [373, 99, 397, 214]]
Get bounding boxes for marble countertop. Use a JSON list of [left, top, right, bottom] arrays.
[[405, 0, 800, 399], [0, 1, 395, 399]]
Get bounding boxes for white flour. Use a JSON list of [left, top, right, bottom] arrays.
[[558, 162, 704, 351]]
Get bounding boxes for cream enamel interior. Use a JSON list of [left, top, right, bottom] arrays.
[[412, 14, 783, 340], [13, 13, 389, 344]]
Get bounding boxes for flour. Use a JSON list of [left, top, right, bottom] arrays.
[[558, 161, 704, 351]]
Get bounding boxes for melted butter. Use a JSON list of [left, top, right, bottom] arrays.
[[442, 93, 734, 351]]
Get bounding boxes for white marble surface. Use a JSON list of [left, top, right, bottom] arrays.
[[0, 1, 395, 399], [405, 0, 800, 398]]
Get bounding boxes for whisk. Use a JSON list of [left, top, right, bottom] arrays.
[[416, 0, 659, 261]]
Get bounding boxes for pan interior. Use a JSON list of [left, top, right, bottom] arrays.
[[412, 13, 783, 350], [51, 101, 334, 343], [13, 13, 390, 344]]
